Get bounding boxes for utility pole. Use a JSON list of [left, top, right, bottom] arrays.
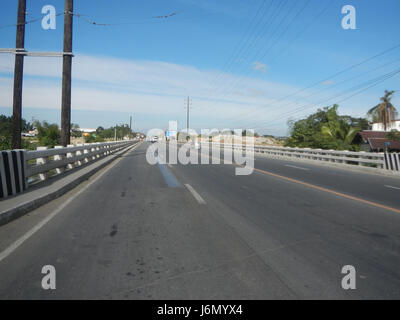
[[184, 96, 193, 141], [11, 0, 26, 149], [130, 116, 132, 139], [186, 96, 190, 133], [61, 0, 73, 146], [114, 126, 117, 141]]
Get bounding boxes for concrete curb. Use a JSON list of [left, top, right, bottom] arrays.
[[0, 142, 142, 226]]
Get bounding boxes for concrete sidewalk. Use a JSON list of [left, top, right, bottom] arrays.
[[0, 142, 142, 226]]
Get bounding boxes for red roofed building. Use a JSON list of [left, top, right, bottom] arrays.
[[359, 131, 400, 152]]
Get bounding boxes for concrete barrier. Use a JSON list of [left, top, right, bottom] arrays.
[[0, 140, 138, 199], [0, 150, 27, 198], [384, 153, 400, 171], [203, 142, 399, 174]]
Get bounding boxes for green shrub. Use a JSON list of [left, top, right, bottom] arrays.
[[35, 121, 61, 148], [84, 135, 104, 143]]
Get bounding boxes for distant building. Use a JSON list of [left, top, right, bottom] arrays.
[[358, 130, 400, 152], [22, 128, 38, 137], [29, 128, 38, 136], [79, 128, 96, 133], [371, 120, 400, 132]]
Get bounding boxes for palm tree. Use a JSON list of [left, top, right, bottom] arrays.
[[367, 90, 398, 131], [321, 105, 359, 148], [321, 125, 359, 146]]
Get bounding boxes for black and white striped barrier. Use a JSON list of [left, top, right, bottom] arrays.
[[0, 150, 27, 199], [384, 153, 400, 172]]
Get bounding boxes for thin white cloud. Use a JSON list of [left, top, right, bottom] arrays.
[[0, 54, 380, 134], [0, 54, 298, 113], [252, 61, 267, 73]]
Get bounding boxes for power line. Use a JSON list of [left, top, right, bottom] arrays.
[[205, 0, 273, 95], [249, 70, 400, 131], [243, 69, 400, 130], [199, 0, 312, 114], [207, 0, 290, 100], [0, 12, 65, 30], [206, 0, 332, 124], [0, 10, 180, 30], [252, 0, 312, 66], [71, 11, 180, 26], [218, 43, 400, 126], [248, 69, 400, 131], [227, 56, 400, 127], [266, 0, 332, 66], [204, 0, 286, 103]]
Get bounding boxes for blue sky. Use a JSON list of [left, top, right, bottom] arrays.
[[0, 0, 399, 135]]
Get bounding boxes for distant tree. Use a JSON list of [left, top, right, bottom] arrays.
[[22, 119, 33, 132], [386, 129, 400, 142], [84, 134, 104, 143], [98, 127, 115, 139], [35, 121, 61, 148], [96, 126, 104, 134], [367, 90, 397, 130], [96, 124, 131, 140], [71, 123, 82, 138], [0, 115, 13, 150], [84, 135, 96, 143], [285, 105, 366, 151], [320, 105, 359, 148]]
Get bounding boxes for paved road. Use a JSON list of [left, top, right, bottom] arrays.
[[0, 142, 399, 299]]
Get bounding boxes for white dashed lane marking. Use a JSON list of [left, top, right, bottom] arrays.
[[185, 184, 206, 205], [284, 164, 310, 171], [384, 185, 400, 190]]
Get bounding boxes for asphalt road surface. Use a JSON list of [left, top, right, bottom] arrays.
[[0, 142, 399, 299]]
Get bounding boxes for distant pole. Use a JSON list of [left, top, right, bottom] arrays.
[[61, 0, 73, 146], [114, 126, 117, 141], [11, 0, 26, 149], [130, 116, 132, 138], [186, 96, 190, 132]]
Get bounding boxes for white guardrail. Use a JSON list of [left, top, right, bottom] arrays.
[[0, 140, 138, 199], [203, 142, 400, 173]]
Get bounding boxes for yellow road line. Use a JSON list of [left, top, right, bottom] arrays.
[[202, 149, 400, 214], [252, 167, 400, 214]]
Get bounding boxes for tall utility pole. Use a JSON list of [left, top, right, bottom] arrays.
[[61, 0, 73, 146], [184, 96, 192, 141], [11, 0, 27, 149], [186, 96, 190, 133], [130, 116, 132, 138]]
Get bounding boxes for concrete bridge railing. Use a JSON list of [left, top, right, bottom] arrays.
[[204, 142, 399, 173], [0, 140, 138, 199]]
